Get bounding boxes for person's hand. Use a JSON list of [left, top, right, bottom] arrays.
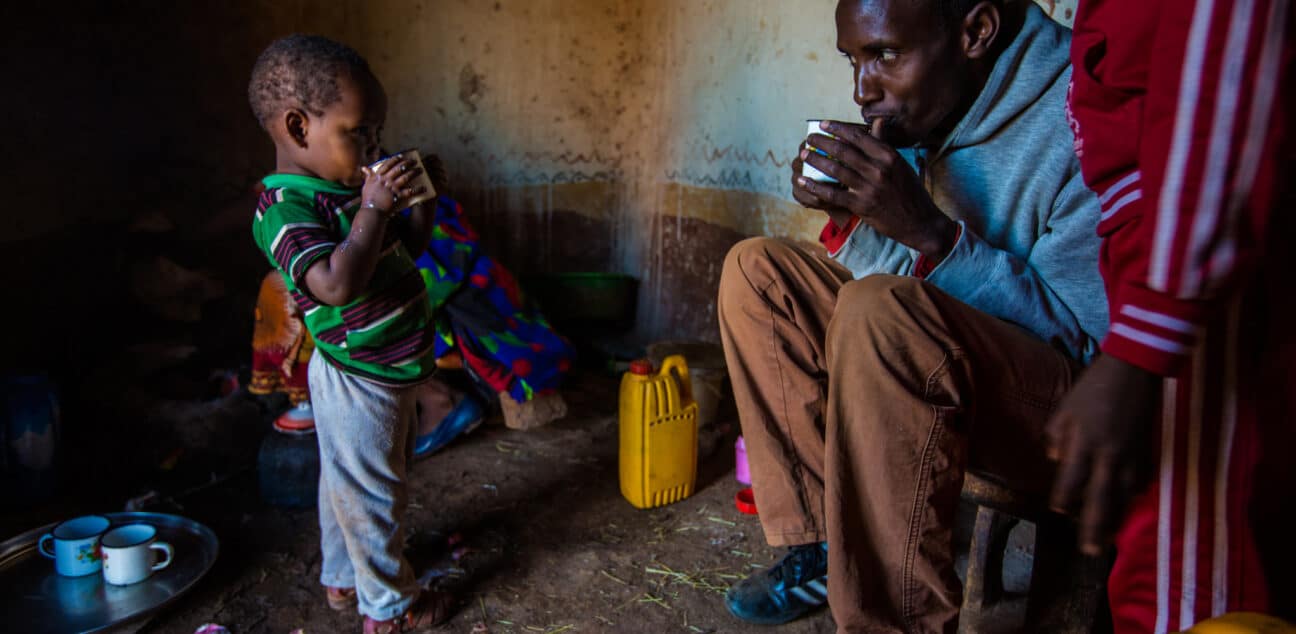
[[1046, 354, 1161, 555], [790, 139, 854, 230], [360, 157, 425, 214], [796, 120, 958, 260]]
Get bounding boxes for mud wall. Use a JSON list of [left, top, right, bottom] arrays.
[[5, 0, 1077, 374], [354, 0, 1076, 341]]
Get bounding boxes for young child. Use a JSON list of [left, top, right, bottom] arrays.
[[248, 35, 457, 632]]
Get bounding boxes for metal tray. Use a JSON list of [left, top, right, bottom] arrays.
[[0, 512, 219, 633]]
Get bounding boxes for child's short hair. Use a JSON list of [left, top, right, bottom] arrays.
[[248, 34, 371, 129]]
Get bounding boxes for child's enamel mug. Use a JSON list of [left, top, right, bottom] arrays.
[[369, 148, 437, 209]]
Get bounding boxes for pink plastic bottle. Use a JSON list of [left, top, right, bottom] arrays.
[[735, 435, 751, 485]]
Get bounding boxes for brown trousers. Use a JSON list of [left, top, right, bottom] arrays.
[[717, 238, 1079, 633]]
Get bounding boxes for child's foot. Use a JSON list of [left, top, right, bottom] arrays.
[[413, 395, 485, 459], [363, 591, 456, 633], [326, 585, 357, 611]]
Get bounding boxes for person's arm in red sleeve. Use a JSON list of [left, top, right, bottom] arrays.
[[911, 225, 961, 279], [1101, 0, 1291, 377], [1048, 0, 1293, 555], [818, 214, 861, 257]]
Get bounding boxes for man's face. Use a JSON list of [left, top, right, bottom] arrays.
[[835, 0, 971, 148], [301, 71, 387, 187]]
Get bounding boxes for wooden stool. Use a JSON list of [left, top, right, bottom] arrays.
[[959, 470, 1111, 633]]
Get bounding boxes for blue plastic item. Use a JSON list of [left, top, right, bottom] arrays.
[[413, 395, 485, 459], [2, 374, 61, 506]]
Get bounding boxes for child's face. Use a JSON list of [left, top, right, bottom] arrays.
[[302, 71, 387, 188]]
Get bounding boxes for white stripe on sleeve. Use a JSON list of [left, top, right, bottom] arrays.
[[1150, 0, 1219, 292]]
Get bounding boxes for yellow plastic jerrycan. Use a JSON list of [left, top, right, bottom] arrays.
[[619, 355, 699, 509], [1178, 613, 1296, 634]]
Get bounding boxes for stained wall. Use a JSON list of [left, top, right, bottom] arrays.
[[355, 0, 1077, 340], [5, 0, 1078, 373]]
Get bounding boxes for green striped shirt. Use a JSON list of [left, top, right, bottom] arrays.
[[251, 173, 437, 385]]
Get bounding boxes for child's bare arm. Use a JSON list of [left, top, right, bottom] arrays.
[[395, 202, 437, 257], [392, 153, 445, 255], [303, 157, 423, 305], [302, 207, 389, 305]]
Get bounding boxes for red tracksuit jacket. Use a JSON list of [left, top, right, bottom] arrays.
[[1068, 0, 1294, 631], [1069, 0, 1291, 374]]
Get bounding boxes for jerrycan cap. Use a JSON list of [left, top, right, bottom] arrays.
[[629, 359, 654, 375]]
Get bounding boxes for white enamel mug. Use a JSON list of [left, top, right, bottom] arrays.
[[368, 148, 437, 209], [802, 119, 841, 184], [38, 515, 110, 577], [100, 523, 173, 585]]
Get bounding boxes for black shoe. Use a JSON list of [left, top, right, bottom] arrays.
[[725, 542, 829, 625]]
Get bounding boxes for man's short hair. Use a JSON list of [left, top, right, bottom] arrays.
[[247, 34, 371, 129], [933, 0, 1005, 29]]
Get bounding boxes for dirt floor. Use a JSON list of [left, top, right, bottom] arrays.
[[83, 369, 836, 634]]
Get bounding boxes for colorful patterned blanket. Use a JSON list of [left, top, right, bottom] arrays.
[[411, 196, 574, 403]]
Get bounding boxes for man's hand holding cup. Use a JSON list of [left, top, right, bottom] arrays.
[[793, 119, 958, 264]]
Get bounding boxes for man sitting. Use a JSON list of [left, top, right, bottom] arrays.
[[717, 0, 1106, 631]]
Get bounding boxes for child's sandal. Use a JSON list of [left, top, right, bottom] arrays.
[[326, 585, 357, 611], [363, 591, 456, 633]]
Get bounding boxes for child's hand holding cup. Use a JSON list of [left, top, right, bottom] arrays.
[[362, 148, 438, 214]]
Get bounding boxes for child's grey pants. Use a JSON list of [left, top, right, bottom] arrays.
[[309, 353, 425, 620]]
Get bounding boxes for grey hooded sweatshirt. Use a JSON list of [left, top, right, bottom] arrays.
[[828, 3, 1107, 362]]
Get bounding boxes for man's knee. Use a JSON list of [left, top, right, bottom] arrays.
[[832, 275, 929, 332], [826, 275, 954, 367], [719, 237, 791, 308], [722, 237, 789, 279]]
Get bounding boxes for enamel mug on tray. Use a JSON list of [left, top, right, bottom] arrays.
[[101, 523, 174, 585], [38, 515, 110, 577]]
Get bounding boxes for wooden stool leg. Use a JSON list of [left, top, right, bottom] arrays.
[[961, 505, 1019, 632]]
